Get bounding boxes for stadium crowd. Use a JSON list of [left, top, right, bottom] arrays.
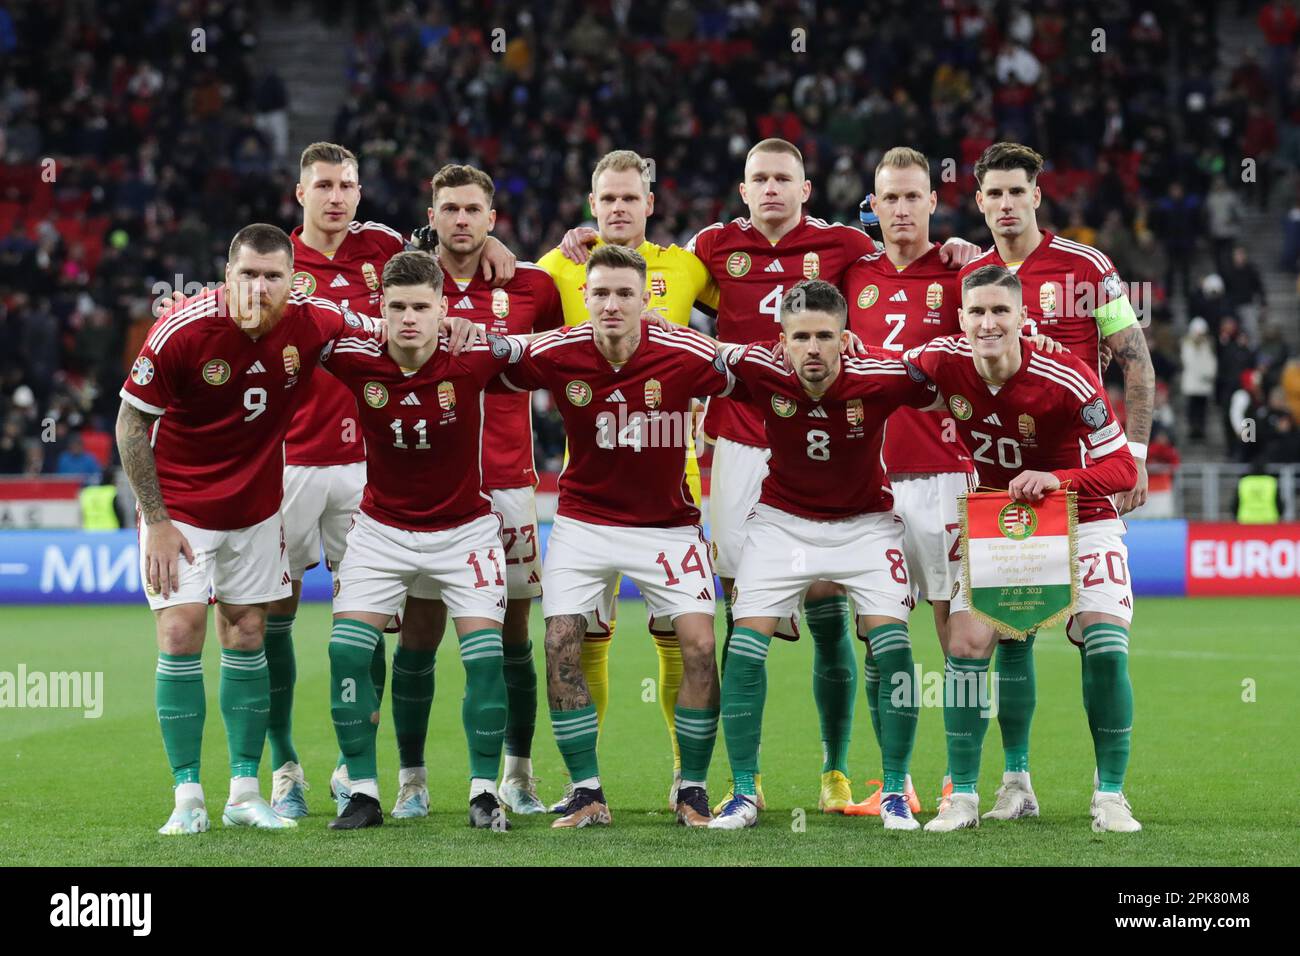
[[2, 0, 1300, 491]]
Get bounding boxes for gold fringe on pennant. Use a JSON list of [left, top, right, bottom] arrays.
[[958, 489, 1081, 641]]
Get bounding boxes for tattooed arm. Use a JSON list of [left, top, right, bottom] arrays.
[[543, 613, 591, 711], [1104, 324, 1155, 513], [116, 400, 193, 598]]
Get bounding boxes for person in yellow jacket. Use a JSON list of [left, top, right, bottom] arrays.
[[538, 149, 718, 809], [1234, 467, 1281, 524]]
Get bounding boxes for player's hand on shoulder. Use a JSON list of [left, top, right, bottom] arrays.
[[481, 236, 517, 286], [408, 225, 437, 252], [642, 306, 672, 330], [144, 519, 194, 600], [154, 289, 186, 317], [1027, 333, 1066, 355], [842, 331, 869, 357], [440, 315, 485, 354], [939, 237, 982, 269], [561, 226, 600, 264], [1007, 470, 1061, 503]]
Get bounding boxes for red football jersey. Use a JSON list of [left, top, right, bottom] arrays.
[[687, 215, 876, 446], [321, 335, 513, 531], [120, 288, 369, 530], [500, 323, 734, 528], [286, 221, 406, 466], [728, 344, 937, 520], [440, 261, 563, 489], [904, 336, 1137, 524], [845, 244, 973, 475], [957, 230, 1128, 376]]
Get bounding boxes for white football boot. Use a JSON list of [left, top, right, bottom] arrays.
[[982, 771, 1039, 820], [924, 792, 980, 832]]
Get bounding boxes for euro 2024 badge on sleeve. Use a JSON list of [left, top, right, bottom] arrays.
[[958, 489, 1079, 638]]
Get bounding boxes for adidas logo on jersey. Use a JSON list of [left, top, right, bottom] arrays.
[[764, 260, 784, 273], [454, 295, 474, 309], [889, 289, 907, 302], [245, 361, 266, 375], [696, 588, 712, 601], [606, 389, 626, 402], [982, 413, 1003, 426], [400, 393, 421, 406], [808, 406, 828, 418], [330, 274, 348, 289], [528, 571, 540, 584]]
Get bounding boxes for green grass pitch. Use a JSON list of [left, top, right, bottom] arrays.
[[1, 597, 1295, 866]]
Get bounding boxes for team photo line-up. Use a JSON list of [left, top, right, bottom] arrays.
[[116, 135, 1152, 835]]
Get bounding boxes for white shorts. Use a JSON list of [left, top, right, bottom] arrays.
[[542, 516, 715, 634], [708, 436, 768, 579], [950, 519, 1134, 636], [282, 462, 365, 578], [731, 504, 914, 630], [139, 512, 291, 611], [490, 485, 543, 600], [335, 511, 507, 623], [890, 471, 975, 602]]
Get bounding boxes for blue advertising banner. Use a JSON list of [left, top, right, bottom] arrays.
[[0, 520, 1196, 604]]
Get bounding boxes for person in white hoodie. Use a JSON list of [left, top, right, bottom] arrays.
[[1180, 316, 1217, 441]]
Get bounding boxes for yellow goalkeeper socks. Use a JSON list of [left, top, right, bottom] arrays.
[[653, 635, 684, 771], [580, 634, 611, 734]]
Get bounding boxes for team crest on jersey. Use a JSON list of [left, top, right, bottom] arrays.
[[926, 282, 943, 310], [292, 271, 316, 296], [131, 356, 155, 386], [437, 380, 456, 411], [726, 252, 752, 277], [492, 287, 510, 318], [846, 398, 864, 426], [1039, 282, 1058, 316], [362, 262, 380, 291], [998, 502, 1038, 541], [948, 394, 972, 420], [202, 359, 231, 386], [364, 381, 389, 408], [802, 251, 820, 280], [282, 345, 301, 376], [565, 380, 593, 406], [857, 284, 879, 309], [644, 378, 662, 410], [771, 394, 797, 418], [650, 272, 667, 297], [1018, 413, 1037, 446]]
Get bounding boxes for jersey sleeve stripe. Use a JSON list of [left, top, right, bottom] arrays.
[[147, 297, 217, 351], [1025, 361, 1092, 402], [685, 221, 724, 253], [349, 220, 406, 243], [741, 352, 788, 375], [1088, 434, 1129, 459], [497, 371, 528, 392], [1048, 236, 1114, 274], [531, 327, 593, 357], [1028, 353, 1095, 397], [151, 309, 214, 353], [119, 388, 166, 416]]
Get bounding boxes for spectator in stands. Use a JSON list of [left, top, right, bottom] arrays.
[[1259, 0, 1300, 103], [1281, 354, 1300, 421], [1135, 424, 1181, 519], [1216, 317, 1259, 417], [1181, 316, 1218, 442], [1228, 369, 1265, 462], [1189, 272, 1233, 334], [253, 66, 290, 163], [1153, 181, 1201, 299], [1222, 245, 1267, 337], [1205, 176, 1247, 275], [0, 418, 26, 473], [55, 430, 101, 481]]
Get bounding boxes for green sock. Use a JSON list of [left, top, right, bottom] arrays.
[[720, 626, 771, 797], [1082, 623, 1134, 792], [371, 633, 388, 704], [156, 653, 205, 785], [391, 645, 436, 769], [863, 657, 882, 748], [502, 641, 537, 759], [675, 705, 720, 782], [330, 619, 382, 781], [263, 615, 297, 768], [865, 623, 918, 793], [944, 656, 992, 793], [994, 633, 1036, 773], [459, 628, 507, 780], [219, 647, 269, 779], [551, 704, 600, 782], [806, 595, 856, 775]]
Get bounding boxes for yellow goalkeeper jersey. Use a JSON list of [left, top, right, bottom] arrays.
[[538, 238, 719, 327]]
